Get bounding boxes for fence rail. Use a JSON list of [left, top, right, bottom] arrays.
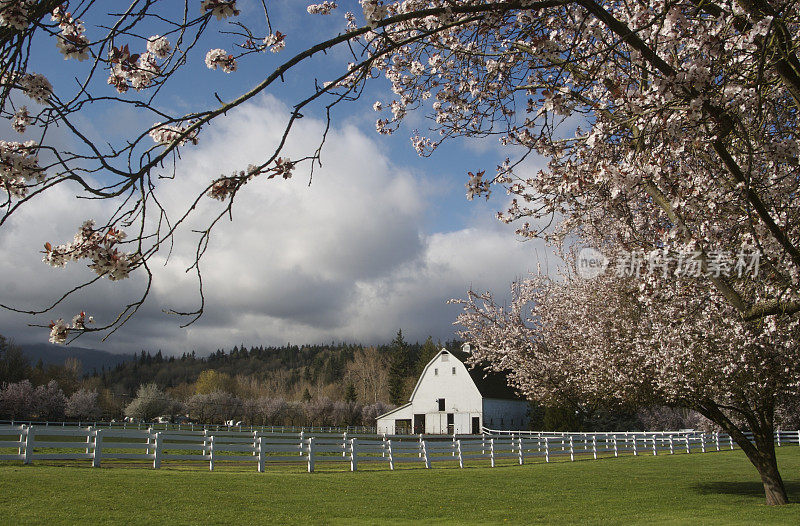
[[0, 420, 376, 434], [2, 425, 798, 472]]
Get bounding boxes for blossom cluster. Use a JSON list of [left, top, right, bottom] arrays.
[[263, 32, 286, 53], [0, 0, 29, 30], [107, 41, 168, 93], [42, 220, 138, 281], [18, 73, 52, 104], [51, 6, 90, 61], [148, 122, 199, 146], [208, 159, 294, 201], [146, 35, 172, 59], [48, 312, 94, 345], [361, 0, 388, 26], [12, 106, 30, 133], [201, 0, 239, 20], [308, 2, 338, 15], [465, 170, 490, 201], [205, 48, 237, 73], [0, 140, 43, 198]]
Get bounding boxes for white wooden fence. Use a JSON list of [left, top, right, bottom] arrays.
[[0, 420, 376, 434], [1, 425, 797, 472]]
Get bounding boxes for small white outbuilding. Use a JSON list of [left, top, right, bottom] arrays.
[[376, 346, 530, 435]]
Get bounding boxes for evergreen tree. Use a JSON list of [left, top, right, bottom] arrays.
[[344, 382, 357, 403], [415, 336, 439, 376], [387, 330, 411, 405]]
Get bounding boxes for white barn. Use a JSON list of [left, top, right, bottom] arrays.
[[376, 348, 530, 435]]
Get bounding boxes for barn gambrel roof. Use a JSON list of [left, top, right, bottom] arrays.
[[406, 349, 525, 402]]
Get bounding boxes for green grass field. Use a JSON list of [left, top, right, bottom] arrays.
[[2, 448, 800, 525]]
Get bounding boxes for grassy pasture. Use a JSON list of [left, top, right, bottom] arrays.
[[1, 448, 800, 524]]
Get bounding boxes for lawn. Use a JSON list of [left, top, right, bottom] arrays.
[[1, 448, 800, 524]]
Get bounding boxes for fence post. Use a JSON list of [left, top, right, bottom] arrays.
[[632, 436, 638, 456], [490, 438, 495, 468], [299, 431, 305, 456], [457, 439, 463, 468], [715, 432, 720, 451], [17, 426, 24, 456], [612, 436, 618, 457], [253, 431, 258, 456], [256, 436, 265, 473], [342, 431, 348, 457], [209, 435, 215, 471], [651, 436, 657, 456], [481, 433, 486, 456], [518, 436, 524, 465], [153, 432, 162, 469], [592, 435, 597, 459], [307, 437, 315, 473], [544, 437, 550, 463], [92, 428, 103, 468], [146, 426, 153, 455], [350, 438, 358, 472], [777, 430, 781, 447], [700, 434, 706, 453], [729, 435, 734, 450], [203, 429, 209, 457], [685, 436, 691, 454], [420, 440, 431, 469], [569, 436, 574, 461], [23, 425, 34, 465], [85, 426, 92, 454]]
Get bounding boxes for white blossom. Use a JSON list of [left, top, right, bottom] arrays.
[[307, 2, 337, 15], [12, 106, 30, 133], [200, 0, 239, 20], [18, 73, 52, 104], [146, 35, 172, 59], [205, 48, 237, 72], [0, 0, 27, 31]]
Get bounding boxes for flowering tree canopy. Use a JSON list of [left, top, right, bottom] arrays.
[[2, 0, 800, 504]]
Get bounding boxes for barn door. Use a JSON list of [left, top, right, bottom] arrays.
[[413, 414, 426, 434], [471, 416, 480, 435], [447, 413, 454, 435]]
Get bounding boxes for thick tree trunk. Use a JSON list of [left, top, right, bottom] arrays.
[[697, 402, 789, 505], [746, 431, 789, 506]]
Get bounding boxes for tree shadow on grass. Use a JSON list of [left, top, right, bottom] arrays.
[[691, 480, 800, 501]]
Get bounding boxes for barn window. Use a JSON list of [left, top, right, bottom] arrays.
[[438, 398, 445, 411], [451, 367, 456, 375], [441, 353, 449, 362], [434, 368, 438, 376]]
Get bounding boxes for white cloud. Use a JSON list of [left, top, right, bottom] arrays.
[[0, 95, 556, 354]]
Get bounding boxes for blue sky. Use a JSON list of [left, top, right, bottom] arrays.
[[0, 1, 558, 354]]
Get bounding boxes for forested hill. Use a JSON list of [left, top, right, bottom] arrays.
[[20, 342, 135, 373], [92, 334, 461, 405]]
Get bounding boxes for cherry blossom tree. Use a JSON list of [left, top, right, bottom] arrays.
[[124, 383, 173, 421], [457, 269, 800, 504], [65, 387, 101, 420], [2, 0, 800, 504]]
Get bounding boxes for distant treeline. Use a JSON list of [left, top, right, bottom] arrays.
[[0, 331, 461, 423]]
